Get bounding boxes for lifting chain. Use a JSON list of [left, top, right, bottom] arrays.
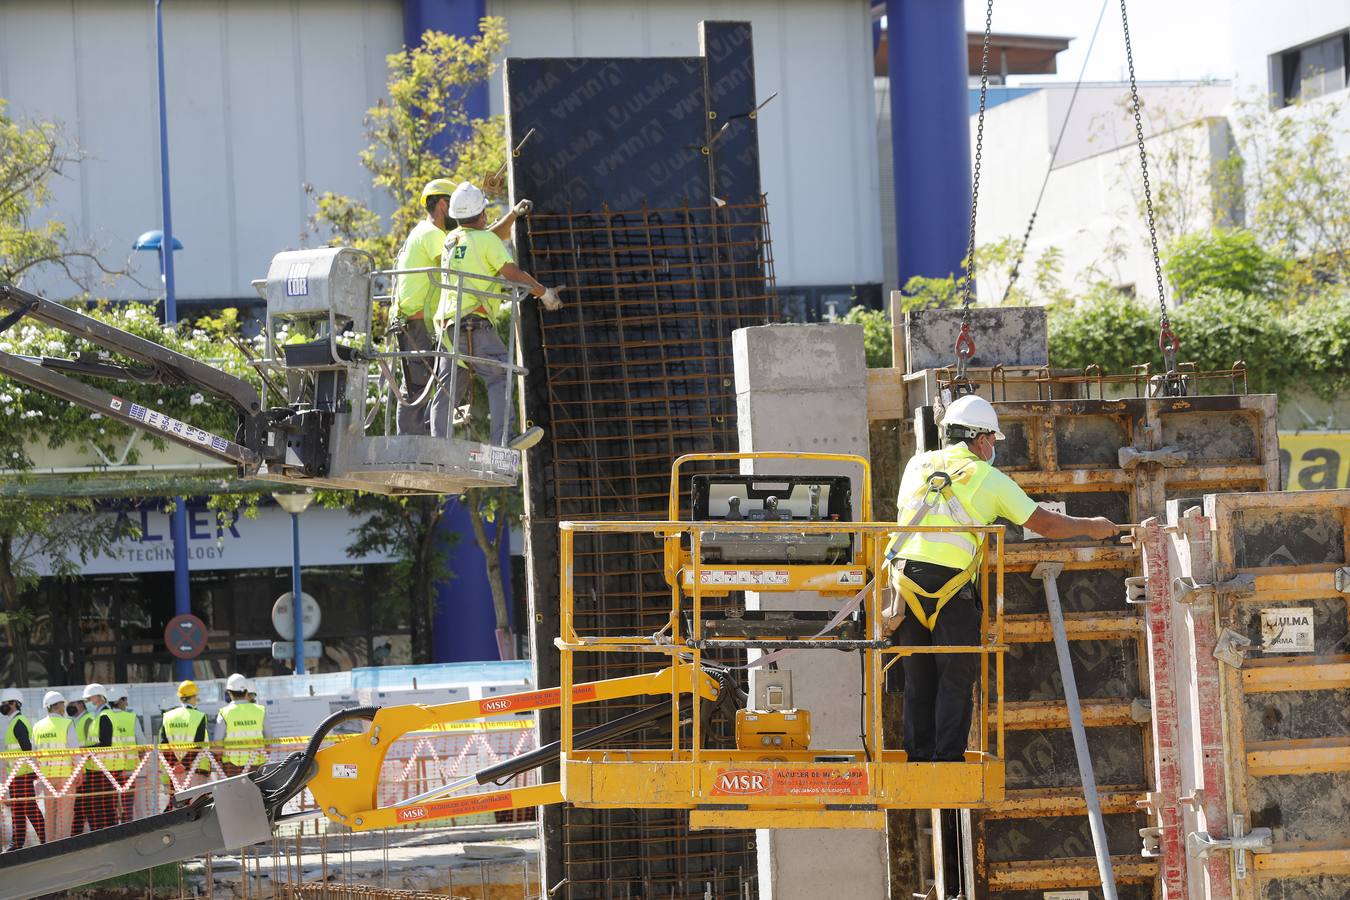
[[1120, 0, 1180, 384], [955, 0, 995, 392]]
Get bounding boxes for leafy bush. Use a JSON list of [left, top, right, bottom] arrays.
[[1163, 228, 1289, 302], [841, 306, 892, 368], [1046, 289, 1158, 375]]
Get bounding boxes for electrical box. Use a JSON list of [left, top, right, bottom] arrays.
[[690, 474, 853, 564]]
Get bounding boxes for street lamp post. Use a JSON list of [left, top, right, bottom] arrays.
[[272, 492, 315, 674]]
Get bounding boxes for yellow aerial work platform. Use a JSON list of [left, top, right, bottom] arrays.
[[554, 452, 1008, 830]]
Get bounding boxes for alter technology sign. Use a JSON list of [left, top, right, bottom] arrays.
[[32, 506, 394, 576]]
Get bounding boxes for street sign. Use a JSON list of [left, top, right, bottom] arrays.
[[271, 592, 321, 640], [165, 614, 209, 660], [234, 639, 273, 651], [272, 640, 323, 661]]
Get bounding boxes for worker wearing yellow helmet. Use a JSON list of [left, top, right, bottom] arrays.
[[429, 180, 560, 449], [882, 395, 1117, 762], [159, 680, 210, 807]]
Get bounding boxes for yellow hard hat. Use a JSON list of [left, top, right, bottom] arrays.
[[177, 679, 198, 699], [420, 178, 457, 204]]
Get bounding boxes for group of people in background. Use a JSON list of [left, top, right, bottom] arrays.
[[0, 673, 269, 851]]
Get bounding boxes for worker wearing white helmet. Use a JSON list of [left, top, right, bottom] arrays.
[[429, 180, 560, 450], [31, 691, 78, 842], [2, 687, 47, 847], [882, 394, 1117, 762], [100, 688, 142, 826], [79, 682, 119, 832], [214, 674, 270, 777]]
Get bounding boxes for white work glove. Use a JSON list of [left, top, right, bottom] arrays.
[[539, 287, 563, 311], [513, 198, 533, 218]]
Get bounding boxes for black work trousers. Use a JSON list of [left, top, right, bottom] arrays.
[[893, 560, 982, 762]]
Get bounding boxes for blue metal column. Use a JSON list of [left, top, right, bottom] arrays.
[[886, 0, 972, 286], [402, 0, 488, 152], [289, 512, 306, 675], [156, 0, 192, 681]]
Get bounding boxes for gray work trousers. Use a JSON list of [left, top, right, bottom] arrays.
[[395, 319, 435, 435], [429, 315, 509, 446]]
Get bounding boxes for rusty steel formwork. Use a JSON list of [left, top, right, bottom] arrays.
[[917, 388, 1281, 899], [516, 201, 775, 899], [1135, 489, 1350, 900]]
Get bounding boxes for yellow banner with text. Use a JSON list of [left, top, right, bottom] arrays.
[[1279, 431, 1350, 491]]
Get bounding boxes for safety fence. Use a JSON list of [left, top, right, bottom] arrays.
[[0, 721, 537, 850]]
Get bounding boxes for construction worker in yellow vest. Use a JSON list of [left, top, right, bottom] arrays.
[[78, 682, 118, 833], [2, 688, 45, 848], [159, 680, 211, 807], [31, 691, 77, 843], [214, 674, 269, 776], [102, 689, 142, 824], [428, 180, 559, 450], [881, 395, 1117, 762]]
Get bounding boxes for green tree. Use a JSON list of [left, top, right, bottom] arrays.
[[1163, 228, 1289, 302], [841, 306, 892, 369], [311, 19, 520, 660], [0, 99, 123, 293]]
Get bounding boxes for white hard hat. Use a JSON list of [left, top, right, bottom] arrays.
[[43, 691, 66, 709], [941, 394, 1005, 441], [0, 688, 22, 705], [225, 673, 251, 693], [110, 686, 128, 700], [83, 683, 108, 701], [448, 181, 487, 220]]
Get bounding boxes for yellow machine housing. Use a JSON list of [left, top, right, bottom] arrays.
[[735, 709, 811, 753]]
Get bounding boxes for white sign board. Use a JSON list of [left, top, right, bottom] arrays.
[[272, 640, 324, 660], [1260, 607, 1314, 653], [30, 506, 394, 576], [273, 592, 321, 640], [1021, 502, 1067, 540]]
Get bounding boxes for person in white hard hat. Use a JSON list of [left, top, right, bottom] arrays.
[[1, 688, 45, 848], [31, 691, 77, 843], [881, 394, 1118, 762], [391, 178, 538, 436], [78, 682, 117, 832], [214, 674, 269, 777], [430, 180, 561, 449]]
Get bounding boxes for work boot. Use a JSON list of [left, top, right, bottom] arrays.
[[508, 426, 544, 451]]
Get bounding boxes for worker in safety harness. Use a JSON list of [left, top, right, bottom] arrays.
[[430, 181, 561, 450], [881, 395, 1117, 762]]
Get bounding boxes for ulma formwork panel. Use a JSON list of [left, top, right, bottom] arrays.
[[922, 392, 1280, 899], [1172, 490, 1349, 900]]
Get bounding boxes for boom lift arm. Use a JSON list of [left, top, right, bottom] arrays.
[[0, 663, 731, 900]]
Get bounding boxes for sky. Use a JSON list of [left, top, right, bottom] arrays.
[[961, 0, 1235, 85]]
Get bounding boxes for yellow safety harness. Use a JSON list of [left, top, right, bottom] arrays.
[[884, 459, 985, 631]]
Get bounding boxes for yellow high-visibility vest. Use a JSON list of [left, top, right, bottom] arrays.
[[96, 708, 138, 773], [31, 714, 75, 781], [162, 705, 212, 775], [220, 702, 267, 766], [4, 713, 34, 777]]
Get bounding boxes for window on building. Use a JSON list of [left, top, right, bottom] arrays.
[[1274, 31, 1349, 107]]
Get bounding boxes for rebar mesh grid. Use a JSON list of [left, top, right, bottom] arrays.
[[520, 201, 775, 898]]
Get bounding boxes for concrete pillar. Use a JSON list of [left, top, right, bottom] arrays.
[[732, 323, 888, 899]]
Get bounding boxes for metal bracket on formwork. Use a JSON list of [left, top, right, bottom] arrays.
[[1124, 576, 1148, 606], [1118, 445, 1189, 470], [1213, 628, 1252, 668], [1136, 793, 1162, 857], [1129, 697, 1152, 723], [1179, 788, 1205, 812], [1139, 826, 1163, 857], [1335, 566, 1350, 594], [1187, 813, 1273, 880], [1171, 575, 1254, 607]]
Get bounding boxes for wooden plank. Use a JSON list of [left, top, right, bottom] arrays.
[[1003, 613, 1142, 643], [867, 367, 906, 421], [1253, 844, 1350, 877], [1003, 699, 1138, 730], [986, 856, 1158, 889], [1246, 736, 1350, 776], [981, 787, 1143, 819], [1242, 655, 1350, 693]]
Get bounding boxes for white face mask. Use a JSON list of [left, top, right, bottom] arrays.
[[988, 445, 996, 465]]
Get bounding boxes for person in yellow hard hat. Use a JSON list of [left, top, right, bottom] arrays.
[[882, 395, 1117, 762], [159, 680, 210, 808], [430, 180, 560, 449], [389, 178, 457, 435], [32, 691, 77, 842]]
